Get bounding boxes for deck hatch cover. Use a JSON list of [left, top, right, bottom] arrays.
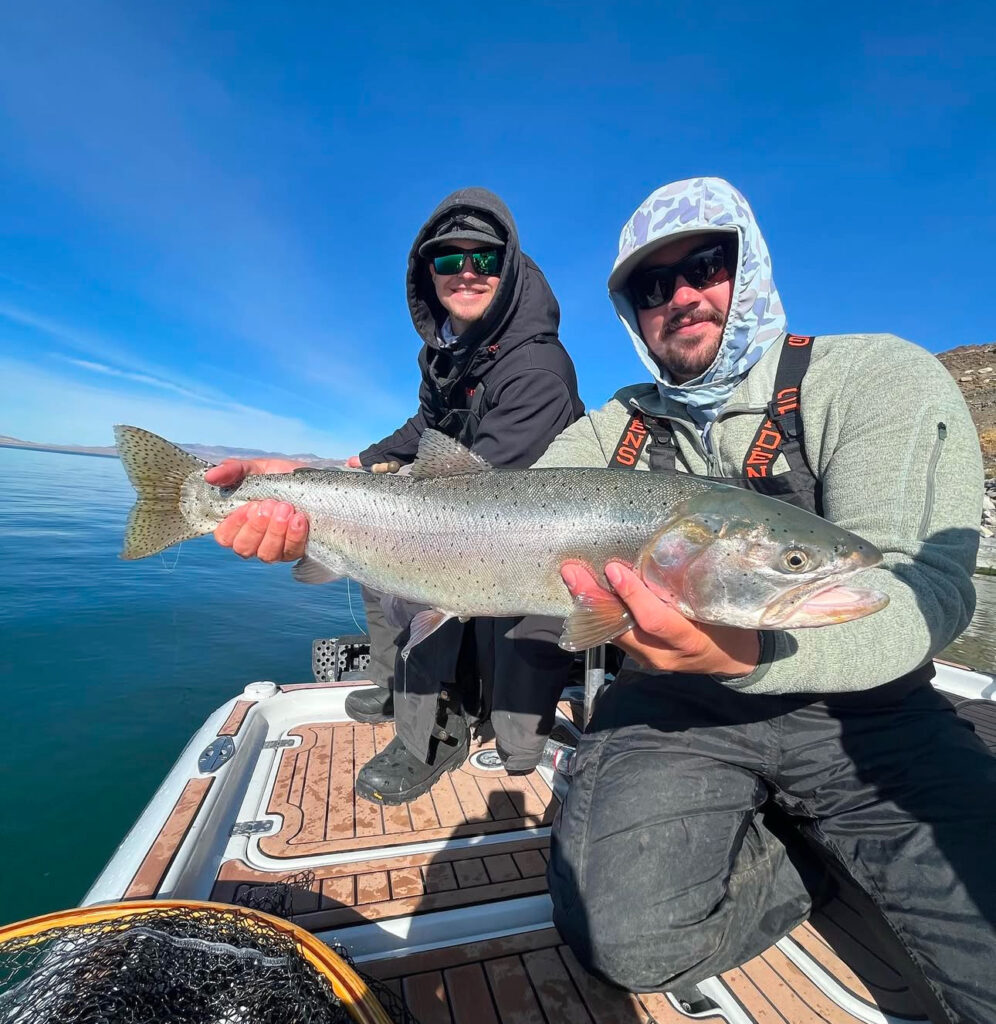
[[198, 736, 235, 774], [312, 635, 370, 682], [230, 820, 276, 836]]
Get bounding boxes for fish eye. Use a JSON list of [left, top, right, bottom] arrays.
[[781, 548, 811, 573]]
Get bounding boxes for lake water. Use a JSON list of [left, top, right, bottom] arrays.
[[0, 448, 366, 925], [1, 448, 993, 926]]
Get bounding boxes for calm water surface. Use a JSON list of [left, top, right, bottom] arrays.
[[1, 449, 993, 925], [0, 449, 365, 924]]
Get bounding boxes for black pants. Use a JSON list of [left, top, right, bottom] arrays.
[[393, 614, 573, 771], [357, 586, 402, 688], [548, 670, 996, 1024]]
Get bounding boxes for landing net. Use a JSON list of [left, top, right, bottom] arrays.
[[0, 900, 396, 1024]]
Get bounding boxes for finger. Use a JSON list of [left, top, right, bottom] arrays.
[[284, 512, 309, 560], [213, 504, 251, 547], [605, 561, 688, 638], [256, 502, 292, 563], [371, 462, 394, 474], [204, 459, 250, 487], [345, 455, 362, 468], [560, 560, 608, 597], [231, 502, 272, 558], [260, 459, 304, 475]]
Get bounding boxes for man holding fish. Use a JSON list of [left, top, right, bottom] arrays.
[[533, 177, 994, 1023], [115, 176, 994, 1022], [204, 186, 587, 802]]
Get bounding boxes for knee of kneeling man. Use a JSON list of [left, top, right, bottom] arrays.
[[555, 919, 698, 992], [553, 890, 722, 992]]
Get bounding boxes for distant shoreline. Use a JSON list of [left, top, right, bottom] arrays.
[[0, 440, 117, 459], [0, 437, 328, 463]]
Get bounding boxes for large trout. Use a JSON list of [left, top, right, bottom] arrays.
[[114, 425, 887, 653]]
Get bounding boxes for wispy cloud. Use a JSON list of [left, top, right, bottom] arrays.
[[0, 8, 417, 425], [0, 14, 348, 379], [1, 301, 262, 413], [0, 302, 221, 400], [58, 356, 257, 413], [0, 355, 370, 457], [0, 302, 129, 365], [0, 298, 412, 438]]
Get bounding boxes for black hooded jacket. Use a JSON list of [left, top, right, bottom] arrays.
[[358, 188, 584, 470]]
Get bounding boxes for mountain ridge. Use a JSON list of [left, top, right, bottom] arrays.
[[0, 435, 330, 464]]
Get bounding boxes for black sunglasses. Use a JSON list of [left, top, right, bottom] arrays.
[[431, 248, 502, 276], [628, 240, 736, 310]]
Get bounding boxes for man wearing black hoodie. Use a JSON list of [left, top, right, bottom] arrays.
[[210, 188, 584, 802], [347, 188, 584, 802]]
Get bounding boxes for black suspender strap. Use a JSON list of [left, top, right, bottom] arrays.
[[609, 412, 650, 469], [609, 411, 678, 470], [612, 334, 815, 478], [743, 334, 814, 479]]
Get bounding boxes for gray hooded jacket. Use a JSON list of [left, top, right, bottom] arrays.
[[534, 178, 982, 695]]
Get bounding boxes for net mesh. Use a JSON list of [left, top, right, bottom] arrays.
[[231, 877, 418, 1024], [0, 904, 358, 1024]]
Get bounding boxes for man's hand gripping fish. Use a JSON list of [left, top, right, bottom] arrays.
[[114, 425, 888, 655]]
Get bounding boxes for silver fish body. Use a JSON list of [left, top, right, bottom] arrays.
[[115, 425, 888, 651], [195, 463, 716, 618]]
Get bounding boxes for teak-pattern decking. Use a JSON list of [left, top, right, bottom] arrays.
[[258, 722, 556, 859], [362, 917, 924, 1024], [212, 836, 553, 930], [134, 697, 937, 1022]]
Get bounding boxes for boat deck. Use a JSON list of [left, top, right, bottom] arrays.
[[85, 665, 996, 1023], [362, 910, 925, 1024], [210, 719, 556, 930]]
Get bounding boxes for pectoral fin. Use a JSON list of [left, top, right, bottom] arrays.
[[559, 591, 633, 652], [401, 608, 456, 659], [291, 555, 341, 584]]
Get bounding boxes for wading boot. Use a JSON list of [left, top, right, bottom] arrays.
[[354, 715, 469, 805], [344, 684, 394, 723], [668, 984, 717, 1015]]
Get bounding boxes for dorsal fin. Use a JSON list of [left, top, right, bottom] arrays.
[[410, 429, 493, 480]]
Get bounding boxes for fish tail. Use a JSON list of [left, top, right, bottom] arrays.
[[114, 425, 214, 559]]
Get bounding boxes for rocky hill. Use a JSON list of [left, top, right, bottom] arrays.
[[936, 343, 996, 539], [936, 343, 996, 477]]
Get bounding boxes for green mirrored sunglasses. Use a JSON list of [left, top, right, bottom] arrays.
[[431, 248, 502, 276]]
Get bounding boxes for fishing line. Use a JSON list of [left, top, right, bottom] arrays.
[[158, 543, 183, 572], [345, 578, 368, 636]]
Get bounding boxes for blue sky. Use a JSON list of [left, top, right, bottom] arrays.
[[1, 1, 993, 457]]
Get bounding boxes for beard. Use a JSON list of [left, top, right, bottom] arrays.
[[441, 288, 494, 330], [653, 311, 725, 382]]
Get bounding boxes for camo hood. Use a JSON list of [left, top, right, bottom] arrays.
[[608, 177, 787, 433]]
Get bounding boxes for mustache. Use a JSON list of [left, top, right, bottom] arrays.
[[663, 309, 724, 335]]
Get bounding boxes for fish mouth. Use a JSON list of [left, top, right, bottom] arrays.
[[761, 577, 889, 628]]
